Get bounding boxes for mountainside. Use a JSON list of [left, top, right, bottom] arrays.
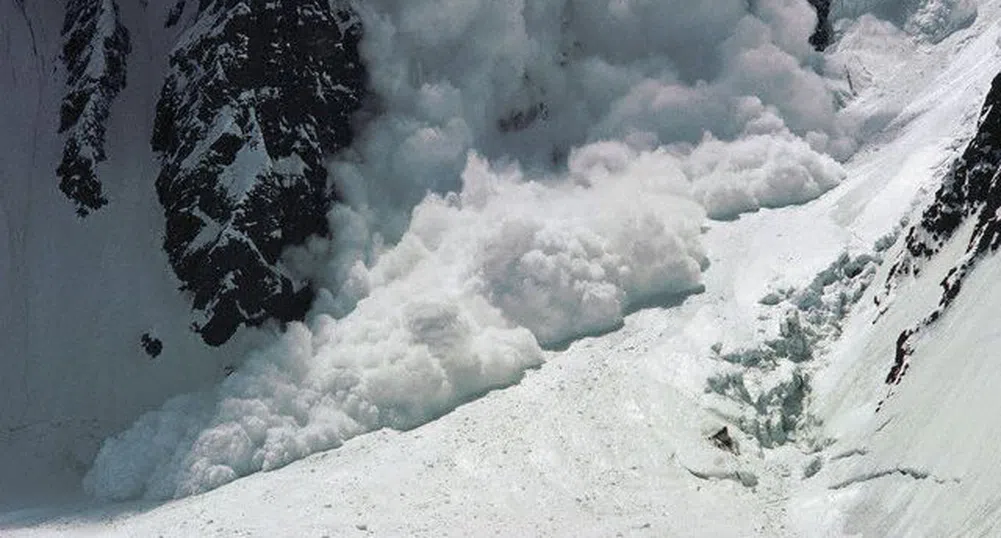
[[5, 0, 1001, 536], [808, 0, 834, 49], [0, 0, 367, 507], [877, 71, 1001, 394]]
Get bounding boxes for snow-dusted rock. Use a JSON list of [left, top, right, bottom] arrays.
[[152, 0, 366, 345], [57, 0, 131, 216], [880, 70, 1001, 388]]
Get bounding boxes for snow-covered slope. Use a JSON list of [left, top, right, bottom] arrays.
[[792, 8, 1001, 533], [0, 1, 231, 509], [0, 0, 363, 509], [70, 0, 860, 504], [5, 0, 1001, 536]]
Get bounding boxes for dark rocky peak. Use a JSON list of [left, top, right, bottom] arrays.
[[883, 72, 1001, 292], [152, 0, 366, 346], [909, 73, 1001, 259], [807, 0, 833, 51], [745, 0, 830, 50], [876, 71, 1001, 399], [57, 0, 131, 217]]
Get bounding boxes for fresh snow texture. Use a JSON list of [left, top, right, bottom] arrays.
[[85, 0, 855, 500]]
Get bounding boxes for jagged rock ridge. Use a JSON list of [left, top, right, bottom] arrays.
[[877, 71, 1001, 393], [152, 0, 366, 345], [165, 0, 186, 28], [57, 0, 131, 216]]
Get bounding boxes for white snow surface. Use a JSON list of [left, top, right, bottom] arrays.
[[5, 0, 1001, 535]]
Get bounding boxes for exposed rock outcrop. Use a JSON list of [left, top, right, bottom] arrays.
[[878, 71, 1001, 392], [57, 0, 131, 216], [151, 0, 366, 345]]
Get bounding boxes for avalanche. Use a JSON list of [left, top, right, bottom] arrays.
[[4, 0, 1001, 536], [83, 0, 855, 501]]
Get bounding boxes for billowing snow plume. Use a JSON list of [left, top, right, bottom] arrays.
[[86, 0, 858, 499], [833, 0, 977, 42], [335, 0, 856, 236], [686, 132, 845, 220]]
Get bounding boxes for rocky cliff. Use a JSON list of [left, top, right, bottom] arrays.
[[150, 0, 366, 345]]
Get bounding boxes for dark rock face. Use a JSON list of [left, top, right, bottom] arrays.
[[877, 72, 1001, 394], [905, 73, 1001, 264], [807, 0, 833, 51], [498, 102, 548, 133], [152, 0, 366, 345], [165, 0, 186, 28], [57, 0, 132, 217]]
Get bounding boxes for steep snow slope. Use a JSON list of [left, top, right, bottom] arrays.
[[4, 1, 1001, 535], [1, 3, 846, 504], [1, 0, 371, 509], [791, 12, 1001, 536], [0, 1, 267, 509]]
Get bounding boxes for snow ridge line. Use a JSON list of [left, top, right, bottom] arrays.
[[683, 465, 759, 488]]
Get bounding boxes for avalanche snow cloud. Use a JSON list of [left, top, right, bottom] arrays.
[[833, 0, 977, 42], [87, 0, 855, 500]]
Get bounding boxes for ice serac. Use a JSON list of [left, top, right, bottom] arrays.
[[152, 0, 366, 346], [57, 0, 131, 216], [879, 71, 1001, 388]]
